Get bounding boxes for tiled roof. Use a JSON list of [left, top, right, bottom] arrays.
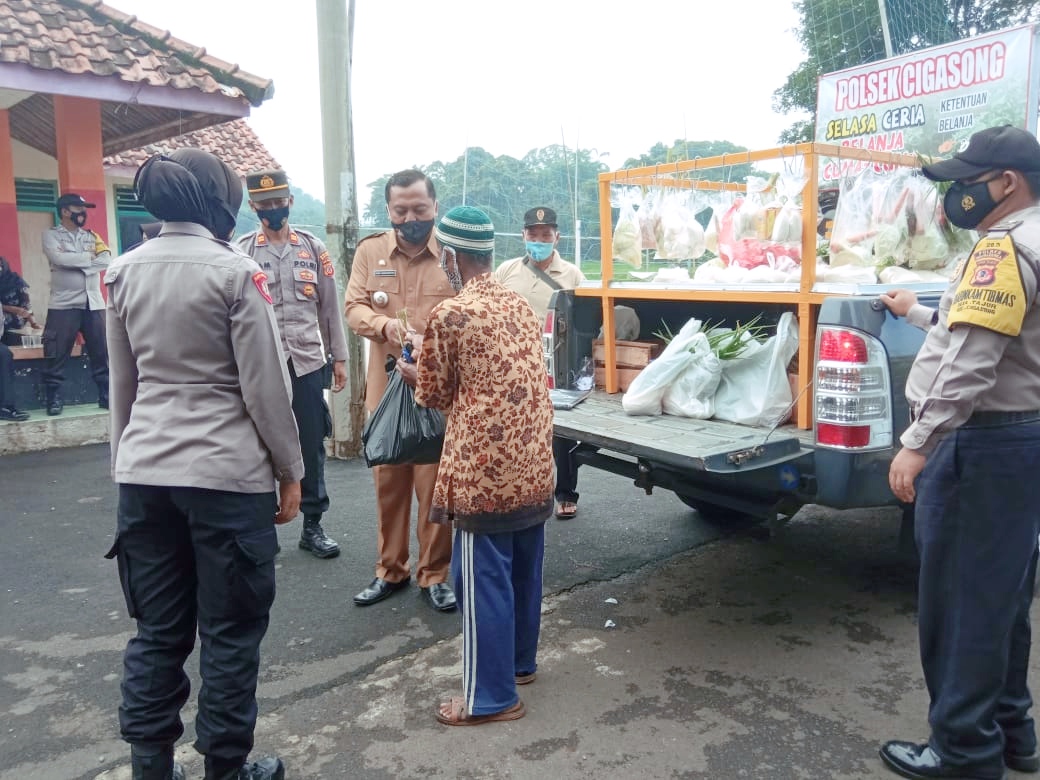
[[0, 0, 273, 106], [105, 119, 281, 177]]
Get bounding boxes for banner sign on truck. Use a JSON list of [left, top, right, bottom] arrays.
[[815, 24, 1039, 180]]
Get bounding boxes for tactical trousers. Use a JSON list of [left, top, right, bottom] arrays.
[[108, 484, 279, 763], [915, 419, 1040, 768], [288, 361, 331, 518], [42, 307, 108, 397], [452, 522, 545, 715]]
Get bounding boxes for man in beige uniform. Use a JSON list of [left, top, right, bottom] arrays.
[[344, 169, 457, 612], [106, 149, 299, 780], [878, 125, 1040, 780], [494, 206, 586, 520], [238, 168, 348, 560]]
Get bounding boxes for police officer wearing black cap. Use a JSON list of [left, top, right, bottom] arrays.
[[879, 125, 1040, 780], [237, 169, 349, 560], [40, 193, 111, 415]]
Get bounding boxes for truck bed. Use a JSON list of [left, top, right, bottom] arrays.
[[553, 391, 816, 474]]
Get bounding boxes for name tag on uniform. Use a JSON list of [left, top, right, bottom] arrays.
[[374, 270, 397, 277]]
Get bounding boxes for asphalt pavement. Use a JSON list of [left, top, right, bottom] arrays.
[[2, 444, 1037, 779]]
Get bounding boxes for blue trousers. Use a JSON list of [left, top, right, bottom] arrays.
[[452, 522, 545, 716], [108, 485, 279, 763], [915, 419, 1040, 767]]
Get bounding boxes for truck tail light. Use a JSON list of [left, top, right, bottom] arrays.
[[814, 327, 892, 451], [543, 311, 556, 389]]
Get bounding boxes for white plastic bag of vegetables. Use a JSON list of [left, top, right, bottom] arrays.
[[653, 191, 706, 261], [662, 332, 722, 418], [622, 318, 702, 416], [713, 312, 799, 427], [612, 194, 643, 269]]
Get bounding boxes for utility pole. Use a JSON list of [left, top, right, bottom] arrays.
[[316, 0, 366, 458], [877, 0, 894, 58]]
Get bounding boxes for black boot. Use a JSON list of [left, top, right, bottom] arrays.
[[98, 387, 109, 409], [299, 514, 340, 559], [46, 390, 63, 416], [205, 755, 285, 780], [131, 744, 184, 780]]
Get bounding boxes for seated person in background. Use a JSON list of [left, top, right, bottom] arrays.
[[0, 317, 30, 421], [0, 256, 37, 347]]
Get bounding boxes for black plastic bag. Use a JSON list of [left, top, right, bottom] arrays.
[[362, 368, 445, 467]]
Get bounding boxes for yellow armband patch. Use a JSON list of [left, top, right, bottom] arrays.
[[947, 234, 1026, 336]]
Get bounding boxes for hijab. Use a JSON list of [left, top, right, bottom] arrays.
[[133, 149, 243, 240]]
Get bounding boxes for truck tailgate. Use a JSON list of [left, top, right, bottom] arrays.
[[553, 391, 815, 474]]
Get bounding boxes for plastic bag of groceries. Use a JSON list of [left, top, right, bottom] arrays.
[[611, 188, 643, 269], [622, 318, 702, 416], [654, 190, 706, 261], [713, 312, 799, 427], [362, 360, 445, 466], [662, 332, 722, 418]]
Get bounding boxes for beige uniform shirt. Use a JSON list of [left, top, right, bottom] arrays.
[[106, 222, 304, 493], [236, 227, 348, 376], [902, 206, 1040, 454], [344, 230, 456, 412], [493, 251, 586, 323], [42, 224, 111, 310]]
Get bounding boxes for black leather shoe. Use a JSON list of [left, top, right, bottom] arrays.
[[46, 397, 63, 416], [422, 582, 457, 612], [880, 740, 1006, 779], [353, 577, 410, 606], [1005, 750, 1040, 773], [98, 396, 109, 410], [298, 516, 340, 559], [130, 744, 183, 779], [206, 755, 284, 780], [0, 406, 29, 422]]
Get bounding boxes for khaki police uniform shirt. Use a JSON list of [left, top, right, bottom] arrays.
[[902, 206, 1040, 455], [42, 224, 111, 310], [493, 251, 586, 323], [105, 222, 304, 493], [344, 230, 456, 412], [236, 227, 348, 377]]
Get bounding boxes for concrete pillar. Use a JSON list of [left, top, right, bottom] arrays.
[[0, 109, 21, 272], [53, 96, 108, 243]]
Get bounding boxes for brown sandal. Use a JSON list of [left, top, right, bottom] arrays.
[[435, 696, 526, 726]]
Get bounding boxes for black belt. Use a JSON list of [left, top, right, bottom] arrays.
[[963, 409, 1040, 427]]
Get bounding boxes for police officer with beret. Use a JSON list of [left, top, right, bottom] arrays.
[[106, 149, 300, 780], [879, 125, 1040, 780], [238, 169, 348, 560], [40, 193, 111, 415]]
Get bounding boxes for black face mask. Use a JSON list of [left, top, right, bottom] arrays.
[[70, 212, 87, 227], [393, 219, 434, 245], [943, 177, 1007, 230], [257, 205, 290, 232]]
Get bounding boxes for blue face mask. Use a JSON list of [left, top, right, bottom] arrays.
[[526, 241, 554, 262], [258, 205, 290, 232]]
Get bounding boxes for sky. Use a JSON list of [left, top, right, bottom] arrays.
[[114, 0, 809, 209]]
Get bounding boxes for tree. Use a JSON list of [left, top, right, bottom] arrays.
[[622, 139, 758, 184], [774, 0, 1040, 142]]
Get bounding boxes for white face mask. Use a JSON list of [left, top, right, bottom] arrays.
[[439, 246, 464, 293]]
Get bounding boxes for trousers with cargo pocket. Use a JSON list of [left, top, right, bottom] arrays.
[[107, 484, 279, 764]]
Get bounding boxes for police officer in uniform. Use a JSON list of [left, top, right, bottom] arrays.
[[879, 125, 1040, 780], [106, 149, 302, 780], [494, 206, 587, 520], [41, 193, 111, 414], [344, 169, 457, 612], [237, 169, 348, 559]]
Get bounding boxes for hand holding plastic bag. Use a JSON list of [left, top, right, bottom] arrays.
[[362, 369, 445, 466]]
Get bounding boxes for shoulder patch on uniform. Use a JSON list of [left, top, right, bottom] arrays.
[[947, 234, 1027, 336], [103, 265, 121, 285], [321, 254, 335, 277], [252, 271, 273, 304], [289, 232, 300, 245], [357, 231, 389, 245]]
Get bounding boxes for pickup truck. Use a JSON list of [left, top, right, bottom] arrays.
[[545, 287, 941, 543]]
